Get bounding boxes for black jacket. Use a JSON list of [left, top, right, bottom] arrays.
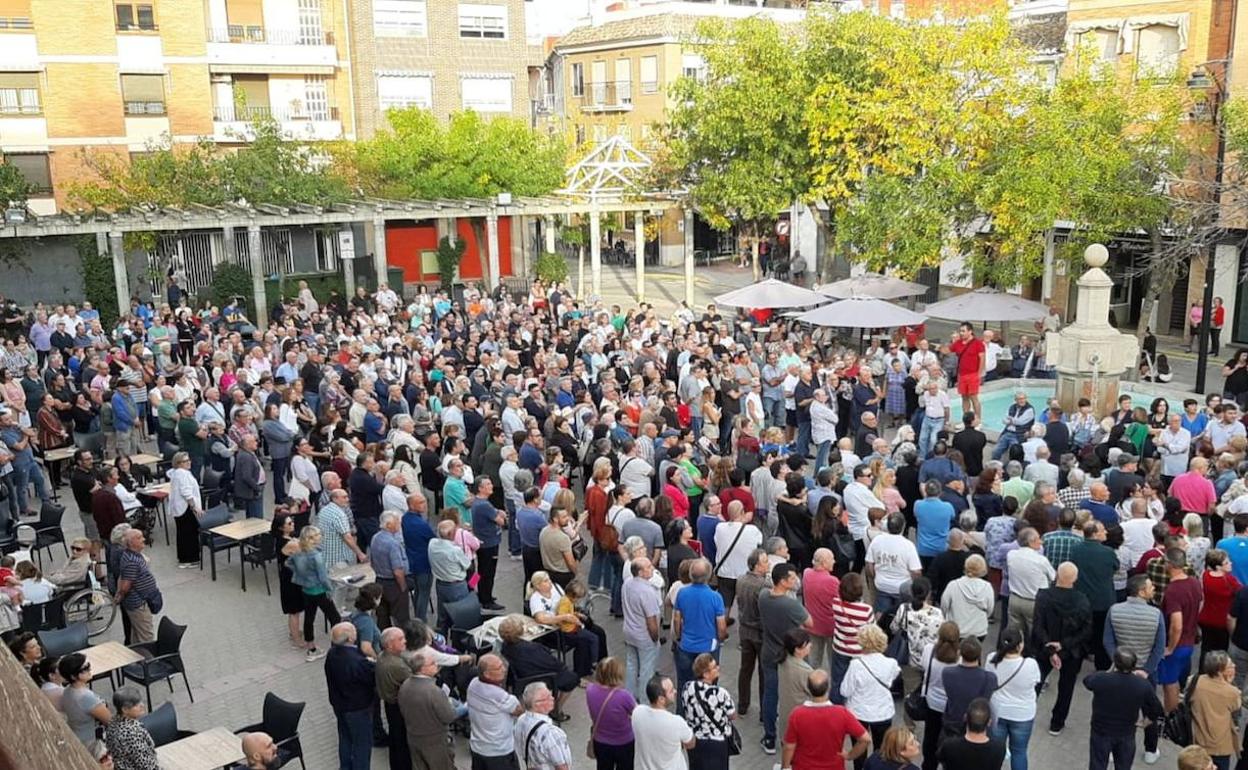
[[1032, 585, 1093, 659], [952, 429, 987, 477], [348, 467, 385, 521], [325, 644, 377, 713]]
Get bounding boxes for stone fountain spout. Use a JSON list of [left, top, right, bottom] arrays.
[[1045, 243, 1140, 417]]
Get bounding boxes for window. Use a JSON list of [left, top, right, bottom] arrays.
[[570, 63, 584, 97], [6, 152, 49, 193], [115, 2, 156, 31], [614, 58, 631, 104], [1135, 25, 1181, 80], [297, 0, 323, 45], [378, 74, 432, 110], [640, 56, 658, 94], [1078, 29, 1118, 64], [0, 0, 31, 28], [0, 73, 39, 115], [458, 3, 506, 39], [304, 75, 329, 120], [681, 53, 706, 82], [374, 0, 426, 37], [462, 77, 511, 112], [592, 124, 607, 142], [121, 74, 165, 115], [617, 123, 631, 140]]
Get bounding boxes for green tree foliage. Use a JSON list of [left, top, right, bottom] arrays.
[[210, 262, 255, 315], [534, 251, 569, 285], [435, 236, 466, 292], [76, 236, 119, 327]]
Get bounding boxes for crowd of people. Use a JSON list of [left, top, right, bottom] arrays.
[[1, 276, 1247, 770]]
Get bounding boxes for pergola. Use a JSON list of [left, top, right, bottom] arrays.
[[0, 191, 684, 329], [559, 135, 691, 304]]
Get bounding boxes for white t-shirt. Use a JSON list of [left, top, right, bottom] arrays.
[[631, 705, 693, 770], [986, 656, 1041, 721], [864, 533, 921, 594], [712, 522, 763, 580], [619, 457, 654, 499], [920, 390, 951, 419]]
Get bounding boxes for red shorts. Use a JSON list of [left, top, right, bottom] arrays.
[[958, 373, 981, 397]]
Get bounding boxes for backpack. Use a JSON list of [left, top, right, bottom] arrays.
[[598, 505, 623, 552]]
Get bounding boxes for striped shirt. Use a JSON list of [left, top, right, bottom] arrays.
[[1041, 529, 1082, 570], [117, 549, 159, 610], [831, 597, 874, 656]]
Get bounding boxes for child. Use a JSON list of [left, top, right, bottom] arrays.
[[555, 580, 589, 634], [0, 555, 23, 606], [15, 560, 55, 605]]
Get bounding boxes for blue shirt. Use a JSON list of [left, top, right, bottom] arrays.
[[1182, 412, 1210, 438], [0, 425, 33, 467], [471, 498, 502, 547], [674, 583, 725, 654], [517, 505, 546, 548], [363, 413, 386, 445], [518, 443, 543, 472], [1218, 535, 1248, 585], [401, 511, 434, 575], [696, 514, 720, 564], [368, 528, 408, 580], [914, 498, 955, 557], [1081, 500, 1119, 530]]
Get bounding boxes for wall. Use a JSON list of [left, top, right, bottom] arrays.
[[384, 216, 514, 282], [5, 236, 86, 305]]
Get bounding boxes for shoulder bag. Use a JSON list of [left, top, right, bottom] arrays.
[[523, 720, 546, 769], [904, 654, 933, 721], [885, 605, 910, 665], [692, 682, 742, 755], [709, 522, 748, 588], [586, 687, 617, 760], [992, 657, 1025, 693], [1163, 673, 1200, 745]]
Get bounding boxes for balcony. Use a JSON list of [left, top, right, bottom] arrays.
[[206, 26, 337, 71], [579, 81, 633, 113], [212, 105, 342, 142]]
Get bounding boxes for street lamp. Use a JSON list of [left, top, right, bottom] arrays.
[[1189, 62, 1229, 395]]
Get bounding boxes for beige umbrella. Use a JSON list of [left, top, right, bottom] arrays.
[[793, 297, 927, 328], [713, 279, 831, 309], [816, 272, 929, 300], [922, 287, 1048, 322]]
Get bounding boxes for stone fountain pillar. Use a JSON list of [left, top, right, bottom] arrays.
[[1046, 243, 1140, 417]]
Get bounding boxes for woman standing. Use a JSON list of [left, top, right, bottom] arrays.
[[1191, 651, 1240, 770], [680, 652, 736, 770], [59, 653, 111, 745], [261, 403, 296, 503], [167, 451, 202, 569], [864, 727, 922, 770], [288, 525, 341, 661], [585, 656, 636, 770], [778, 628, 815, 745], [985, 627, 1040, 770], [919, 622, 961, 770], [272, 513, 305, 649], [890, 577, 944, 670], [1199, 549, 1241, 667], [830, 573, 875, 703], [841, 625, 900, 770], [36, 392, 69, 487]]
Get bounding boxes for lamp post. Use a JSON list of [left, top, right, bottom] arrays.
[[1190, 63, 1229, 395]]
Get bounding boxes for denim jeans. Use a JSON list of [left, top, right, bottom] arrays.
[[991, 717, 1034, 770], [11, 462, 48, 513], [829, 652, 850, 705], [335, 706, 373, 770], [795, 421, 811, 459], [763, 397, 785, 430], [608, 552, 624, 615], [815, 440, 832, 472], [874, 591, 901, 615], [505, 499, 521, 556], [411, 572, 433, 622], [992, 430, 1023, 461], [918, 416, 944, 459], [1089, 732, 1135, 770], [762, 662, 779, 740], [589, 543, 610, 591], [244, 498, 264, 519], [625, 641, 660, 702], [271, 456, 290, 503], [675, 646, 719, 715]]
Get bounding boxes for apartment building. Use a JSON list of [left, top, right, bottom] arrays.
[[0, 0, 352, 212], [345, 0, 542, 138]]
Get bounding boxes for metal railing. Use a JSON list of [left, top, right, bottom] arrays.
[[124, 100, 166, 116], [580, 80, 632, 110], [214, 105, 340, 122], [207, 26, 334, 45]]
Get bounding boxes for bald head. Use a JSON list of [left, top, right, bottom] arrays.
[[240, 732, 277, 768], [478, 653, 507, 684], [330, 622, 356, 646], [1089, 482, 1109, 502], [1056, 562, 1078, 587]]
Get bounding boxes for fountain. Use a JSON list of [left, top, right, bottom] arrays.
[[1045, 243, 1140, 417]]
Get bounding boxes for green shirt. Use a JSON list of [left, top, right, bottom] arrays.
[[157, 400, 177, 430], [177, 416, 204, 457]]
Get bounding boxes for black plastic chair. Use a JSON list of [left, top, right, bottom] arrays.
[[20, 599, 66, 633], [234, 692, 307, 770], [30, 501, 68, 569], [38, 621, 88, 657], [241, 532, 276, 595], [121, 616, 193, 711], [503, 652, 568, 722], [443, 592, 486, 655], [197, 503, 238, 580], [139, 702, 195, 747]]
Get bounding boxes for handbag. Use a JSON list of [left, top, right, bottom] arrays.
[[1162, 675, 1199, 745], [885, 606, 910, 665], [904, 655, 933, 721], [586, 687, 617, 759], [287, 476, 311, 503], [692, 683, 741, 756]]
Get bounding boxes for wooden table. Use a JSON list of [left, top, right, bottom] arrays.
[[82, 640, 143, 686], [329, 562, 375, 587], [155, 726, 245, 770], [43, 446, 77, 463], [105, 453, 162, 467], [208, 518, 272, 592]]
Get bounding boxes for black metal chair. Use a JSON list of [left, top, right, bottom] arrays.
[[30, 501, 68, 569], [38, 621, 88, 657], [139, 702, 195, 747], [241, 532, 276, 595], [197, 503, 238, 580], [234, 692, 307, 770], [20, 599, 66, 634], [121, 616, 192, 711]]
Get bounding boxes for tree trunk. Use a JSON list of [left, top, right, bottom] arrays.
[[577, 244, 585, 299], [751, 222, 761, 282], [807, 203, 836, 284], [1135, 229, 1166, 339]]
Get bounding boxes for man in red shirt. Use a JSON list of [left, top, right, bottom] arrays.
[[949, 322, 986, 421], [782, 668, 871, 770], [1169, 456, 1218, 539]]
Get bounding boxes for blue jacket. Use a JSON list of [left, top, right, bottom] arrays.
[[111, 391, 136, 432], [324, 643, 376, 713], [288, 550, 332, 593], [401, 511, 434, 575]]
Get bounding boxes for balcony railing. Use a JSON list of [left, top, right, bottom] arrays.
[[124, 100, 166, 116], [0, 16, 32, 29], [208, 26, 335, 45], [214, 105, 340, 122], [580, 80, 632, 112]]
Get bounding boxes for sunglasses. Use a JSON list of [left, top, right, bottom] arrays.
[[71, 546, 85, 552]]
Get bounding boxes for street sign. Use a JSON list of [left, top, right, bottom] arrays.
[[338, 229, 356, 260]]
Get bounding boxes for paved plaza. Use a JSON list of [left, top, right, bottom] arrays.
[[50, 472, 1175, 770]]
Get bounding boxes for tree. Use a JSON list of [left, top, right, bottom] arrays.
[[339, 109, 566, 287], [664, 17, 811, 280]]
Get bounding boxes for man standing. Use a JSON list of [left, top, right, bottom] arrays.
[[1217, 514, 1248, 586], [843, 465, 884, 573], [1156, 414, 1192, 490], [112, 381, 140, 457], [1083, 649, 1164, 770], [917, 379, 951, 460], [114, 528, 162, 643], [1079, 483, 1117, 529], [376, 628, 414, 770], [1032, 562, 1092, 737], [516, 487, 547, 586], [950, 322, 985, 422], [1104, 574, 1166, 763], [914, 481, 955, 573], [0, 408, 49, 516], [175, 398, 206, 477], [233, 434, 266, 519], [782, 669, 871, 770], [369, 511, 410, 628], [324, 622, 376, 770], [539, 506, 577, 589], [320, 488, 365, 567], [865, 512, 921, 615], [1005, 528, 1055, 645], [428, 519, 472, 631], [936, 697, 1006, 770], [631, 675, 695, 770], [1158, 549, 1203, 718], [737, 548, 770, 716], [470, 478, 506, 611], [793, 366, 816, 459], [758, 562, 812, 755], [1071, 520, 1119, 670], [91, 467, 128, 544], [621, 556, 662, 702], [672, 559, 727, 710], [1170, 457, 1219, 541], [397, 650, 459, 770], [952, 413, 987, 478], [402, 492, 435, 623], [466, 654, 525, 770], [512, 683, 573, 770]]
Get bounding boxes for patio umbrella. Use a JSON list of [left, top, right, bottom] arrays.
[[793, 296, 927, 328], [816, 272, 929, 300], [921, 287, 1049, 322], [713, 279, 831, 309]]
